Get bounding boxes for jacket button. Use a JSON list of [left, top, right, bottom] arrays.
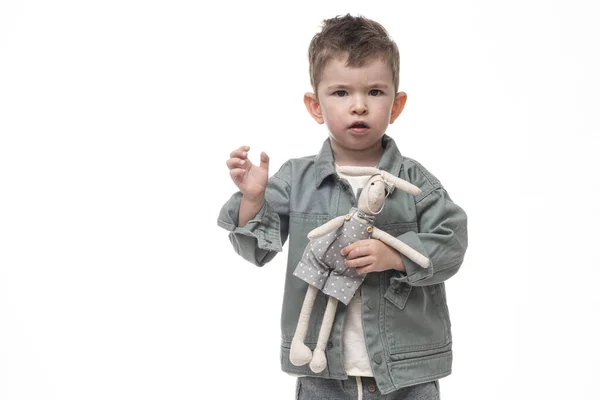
[[367, 226, 373, 233], [374, 353, 382, 364], [367, 384, 377, 393], [367, 298, 375, 310], [345, 214, 351, 221], [327, 341, 333, 349]]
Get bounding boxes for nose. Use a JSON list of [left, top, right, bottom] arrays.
[[351, 95, 367, 115]]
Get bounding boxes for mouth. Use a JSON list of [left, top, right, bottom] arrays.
[[348, 121, 370, 133]]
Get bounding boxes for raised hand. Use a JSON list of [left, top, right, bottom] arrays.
[[226, 146, 270, 202]]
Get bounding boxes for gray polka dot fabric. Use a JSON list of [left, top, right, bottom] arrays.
[[293, 208, 375, 306]]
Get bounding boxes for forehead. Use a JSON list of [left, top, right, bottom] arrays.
[[318, 56, 394, 89]]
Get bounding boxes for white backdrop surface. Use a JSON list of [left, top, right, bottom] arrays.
[[1, 1, 598, 399]]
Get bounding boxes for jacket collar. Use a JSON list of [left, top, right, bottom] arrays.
[[314, 134, 403, 188]]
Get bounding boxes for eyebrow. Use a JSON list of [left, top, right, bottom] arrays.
[[369, 82, 393, 88], [326, 84, 350, 90], [325, 82, 392, 90]]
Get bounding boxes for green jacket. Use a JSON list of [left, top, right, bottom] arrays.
[[217, 135, 468, 394]]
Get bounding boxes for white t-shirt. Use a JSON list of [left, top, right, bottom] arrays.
[[336, 167, 374, 377]]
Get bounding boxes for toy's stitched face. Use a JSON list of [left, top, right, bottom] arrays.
[[360, 174, 388, 214]]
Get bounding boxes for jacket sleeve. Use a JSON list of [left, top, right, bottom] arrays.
[[217, 162, 291, 267], [391, 161, 468, 287]]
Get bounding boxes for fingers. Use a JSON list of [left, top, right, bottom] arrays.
[[226, 157, 246, 170], [345, 255, 374, 268], [227, 146, 249, 168], [227, 147, 269, 172], [345, 252, 374, 274], [341, 240, 370, 258], [342, 241, 373, 269], [344, 249, 375, 274], [345, 246, 371, 262], [260, 151, 269, 171], [229, 146, 250, 159], [342, 240, 374, 273]]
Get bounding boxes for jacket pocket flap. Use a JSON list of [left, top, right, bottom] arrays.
[[384, 281, 412, 310]]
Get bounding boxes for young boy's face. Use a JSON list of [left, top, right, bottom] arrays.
[[305, 55, 406, 164]]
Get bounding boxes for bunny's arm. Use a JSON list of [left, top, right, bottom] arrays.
[[371, 227, 430, 269], [307, 216, 345, 240], [387, 159, 467, 286]]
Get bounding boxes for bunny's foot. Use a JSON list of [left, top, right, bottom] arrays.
[[290, 339, 313, 366], [309, 349, 327, 373]]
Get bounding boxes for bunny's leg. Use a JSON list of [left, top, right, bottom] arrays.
[[309, 296, 338, 373], [290, 285, 318, 366]]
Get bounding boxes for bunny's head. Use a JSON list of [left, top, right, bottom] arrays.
[[337, 166, 421, 216]]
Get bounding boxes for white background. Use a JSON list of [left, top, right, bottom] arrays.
[[1, 1, 599, 399]]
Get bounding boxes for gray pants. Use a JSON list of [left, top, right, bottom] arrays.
[[296, 376, 439, 400]]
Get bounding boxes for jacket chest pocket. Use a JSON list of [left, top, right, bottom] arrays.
[[288, 212, 330, 264]]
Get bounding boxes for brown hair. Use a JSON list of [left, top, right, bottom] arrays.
[[308, 14, 400, 93]]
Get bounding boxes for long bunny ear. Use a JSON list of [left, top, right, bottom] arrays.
[[336, 166, 381, 176], [337, 166, 421, 196], [380, 170, 421, 195]]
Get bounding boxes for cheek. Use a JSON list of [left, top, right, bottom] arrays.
[[373, 103, 394, 124], [328, 116, 347, 131], [321, 104, 345, 128]]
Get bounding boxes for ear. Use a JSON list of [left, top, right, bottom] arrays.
[[304, 92, 324, 124], [337, 166, 380, 176], [390, 92, 407, 123], [380, 170, 421, 195]]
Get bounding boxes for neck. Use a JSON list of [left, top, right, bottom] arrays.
[[331, 140, 383, 167]]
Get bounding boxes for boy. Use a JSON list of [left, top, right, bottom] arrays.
[[218, 14, 467, 400]]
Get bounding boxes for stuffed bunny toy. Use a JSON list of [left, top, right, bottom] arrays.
[[289, 166, 430, 373]]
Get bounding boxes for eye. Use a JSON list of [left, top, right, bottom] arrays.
[[371, 182, 375, 185], [334, 90, 348, 97], [369, 89, 382, 96]]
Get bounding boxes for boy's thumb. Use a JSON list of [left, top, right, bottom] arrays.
[[260, 152, 270, 170]]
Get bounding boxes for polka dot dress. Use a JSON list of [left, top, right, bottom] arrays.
[[293, 207, 375, 306]]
